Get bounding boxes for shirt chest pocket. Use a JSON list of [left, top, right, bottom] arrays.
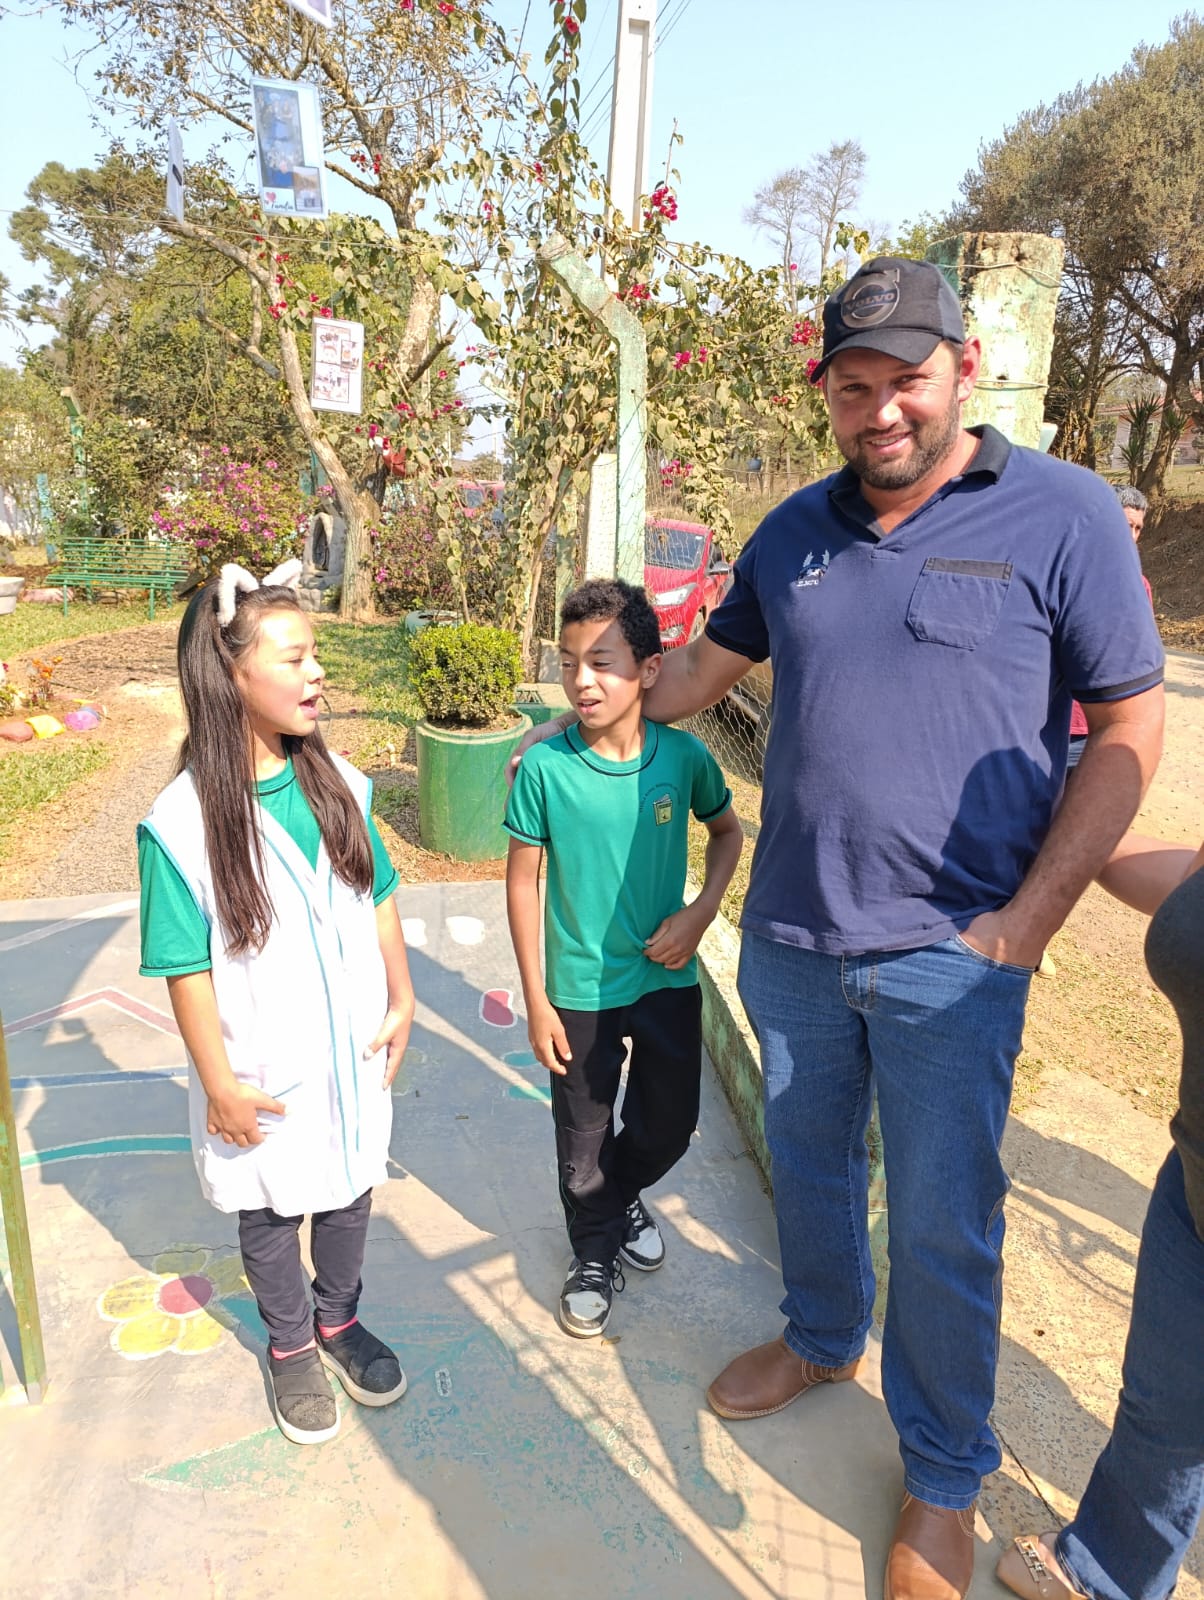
[[906, 558, 1013, 650]]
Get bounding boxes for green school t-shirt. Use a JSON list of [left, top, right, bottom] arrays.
[[138, 757, 399, 977], [503, 721, 731, 1009]]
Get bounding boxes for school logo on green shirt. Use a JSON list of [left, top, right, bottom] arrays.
[[653, 794, 673, 826]]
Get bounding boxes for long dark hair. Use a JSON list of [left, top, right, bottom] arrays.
[[176, 580, 373, 956]]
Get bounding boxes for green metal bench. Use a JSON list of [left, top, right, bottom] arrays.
[[53, 537, 191, 618]]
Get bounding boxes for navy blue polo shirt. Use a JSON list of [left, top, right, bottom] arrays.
[[705, 425, 1164, 955]]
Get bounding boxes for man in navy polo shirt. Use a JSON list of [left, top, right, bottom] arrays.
[[636, 259, 1163, 1599]]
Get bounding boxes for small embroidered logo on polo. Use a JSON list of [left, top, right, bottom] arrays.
[[794, 550, 830, 588], [653, 795, 673, 826]]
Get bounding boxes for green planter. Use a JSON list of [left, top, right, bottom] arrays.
[[416, 713, 532, 861], [511, 682, 570, 726]]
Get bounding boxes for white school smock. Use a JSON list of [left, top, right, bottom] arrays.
[[140, 755, 392, 1216]]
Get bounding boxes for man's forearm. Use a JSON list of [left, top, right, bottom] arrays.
[[1006, 708, 1163, 946], [1097, 833, 1204, 916]]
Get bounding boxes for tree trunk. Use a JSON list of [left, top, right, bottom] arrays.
[[1139, 354, 1193, 500]]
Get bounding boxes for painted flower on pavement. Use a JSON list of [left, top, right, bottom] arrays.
[[97, 1248, 250, 1360]]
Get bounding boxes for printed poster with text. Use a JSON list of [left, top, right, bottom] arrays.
[[166, 119, 185, 223], [250, 77, 328, 219], [310, 318, 364, 414]]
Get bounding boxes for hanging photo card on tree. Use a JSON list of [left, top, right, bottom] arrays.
[[283, 0, 333, 25], [250, 77, 329, 219], [166, 119, 185, 223], [310, 318, 364, 414]]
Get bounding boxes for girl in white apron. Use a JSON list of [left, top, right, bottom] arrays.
[[138, 560, 414, 1445]]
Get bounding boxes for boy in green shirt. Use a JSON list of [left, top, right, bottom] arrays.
[[505, 579, 742, 1338]]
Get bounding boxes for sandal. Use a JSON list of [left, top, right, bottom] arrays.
[[996, 1533, 1088, 1599]]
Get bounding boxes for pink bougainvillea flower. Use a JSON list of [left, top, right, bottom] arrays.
[[437, 1, 454, 12], [400, 0, 413, 9], [806, 357, 820, 378], [697, 347, 708, 363], [672, 350, 692, 371]]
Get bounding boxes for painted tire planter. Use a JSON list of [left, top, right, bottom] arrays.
[[0, 576, 24, 615], [416, 713, 532, 861], [404, 608, 460, 636]]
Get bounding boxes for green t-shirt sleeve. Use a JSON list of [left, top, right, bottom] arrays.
[[503, 749, 550, 845], [691, 741, 732, 822], [137, 824, 212, 977], [367, 808, 399, 904]]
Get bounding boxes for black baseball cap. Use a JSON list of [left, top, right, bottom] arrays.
[[809, 257, 965, 384]]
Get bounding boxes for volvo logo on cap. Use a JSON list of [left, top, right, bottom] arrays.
[[840, 268, 900, 328]]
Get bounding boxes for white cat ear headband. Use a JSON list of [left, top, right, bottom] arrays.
[[216, 559, 303, 627]]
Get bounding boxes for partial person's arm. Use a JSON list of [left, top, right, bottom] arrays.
[[364, 895, 416, 1088], [645, 806, 744, 969], [961, 686, 1165, 967], [166, 970, 285, 1147], [1096, 832, 1204, 916], [505, 838, 571, 1076]]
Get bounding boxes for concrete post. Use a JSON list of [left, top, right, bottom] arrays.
[[583, 454, 619, 579], [537, 236, 647, 588], [606, 0, 657, 233], [925, 232, 1066, 448]]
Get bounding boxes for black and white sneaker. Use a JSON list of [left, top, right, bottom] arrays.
[[619, 1196, 665, 1272], [316, 1318, 407, 1407], [268, 1347, 340, 1446], [558, 1258, 625, 1338]]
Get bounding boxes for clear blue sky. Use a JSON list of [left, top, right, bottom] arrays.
[[0, 0, 1192, 367]]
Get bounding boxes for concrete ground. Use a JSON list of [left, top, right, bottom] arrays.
[[1, 882, 1200, 1599]]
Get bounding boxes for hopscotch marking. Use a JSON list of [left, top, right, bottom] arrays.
[[0, 898, 138, 955], [4, 988, 181, 1039]]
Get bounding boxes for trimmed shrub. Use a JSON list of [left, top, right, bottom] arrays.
[[409, 623, 521, 728]]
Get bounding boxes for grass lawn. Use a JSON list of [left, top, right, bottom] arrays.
[[316, 617, 422, 723], [0, 601, 185, 658], [0, 739, 113, 864]]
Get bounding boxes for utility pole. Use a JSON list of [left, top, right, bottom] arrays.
[[572, 0, 658, 591], [606, 0, 658, 231]]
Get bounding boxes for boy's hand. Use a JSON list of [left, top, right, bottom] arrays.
[[527, 995, 572, 1076], [207, 1083, 286, 1147], [506, 712, 575, 788], [364, 1001, 415, 1088], [644, 902, 712, 970]]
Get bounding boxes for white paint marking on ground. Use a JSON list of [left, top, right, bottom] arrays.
[[445, 916, 486, 945], [400, 917, 428, 947], [0, 898, 138, 954]]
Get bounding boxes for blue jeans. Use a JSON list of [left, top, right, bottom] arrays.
[[1056, 1149, 1204, 1600], [737, 931, 1030, 1509]]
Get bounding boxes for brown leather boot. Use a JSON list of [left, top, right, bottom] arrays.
[[884, 1492, 977, 1600], [705, 1335, 862, 1420], [996, 1534, 1088, 1599]]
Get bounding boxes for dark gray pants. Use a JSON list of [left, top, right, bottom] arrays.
[[237, 1188, 373, 1352]]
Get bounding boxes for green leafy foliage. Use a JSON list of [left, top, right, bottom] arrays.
[[409, 622, 521, 727], [151, 449, 306, 573]]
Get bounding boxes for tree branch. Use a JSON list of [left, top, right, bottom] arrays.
[[196, 300, 280, 381]]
